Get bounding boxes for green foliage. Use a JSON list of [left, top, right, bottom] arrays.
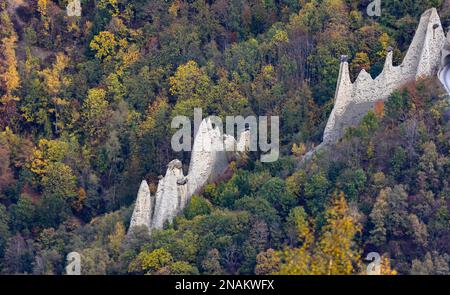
[[336, 168, 367, 202], [184, 195, 212, 220], [257, 177, 297, 216], [304, 172, 331, 214], [134, 248, 173, 274], [42, 162, 77, 198], [37, 194, 71, 228], [81, 247, 111, 275], [0, 204, 10, 258], [385, 90, 411, 122], [81, 88, 111, 142], [10, 195, 35, 231]]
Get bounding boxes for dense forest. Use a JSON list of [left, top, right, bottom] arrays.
[[0, 0, 449, 274]]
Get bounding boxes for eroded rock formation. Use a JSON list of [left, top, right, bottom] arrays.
[[323, 8, 446, 144], [129, 180, 152, 231], [300, 8, 449, 163], [128, 118, 249, 234]]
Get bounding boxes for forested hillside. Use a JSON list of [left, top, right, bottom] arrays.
[[0, 0, 448, 274]]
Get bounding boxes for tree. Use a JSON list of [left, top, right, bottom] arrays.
[[233, 196, 280, 231], [81, 88, 111, 143], [37, 194, 71, 228], [39, 53, 70, 133], [128, 96, 171, 183], [184, 195, 212, 220], [285, 170, 307, 197], [108, 222, 126, 258], [170, 61, 211, 118], [315, 192, 362, 275], [351, 52, 371, 77], [32, 249, 62, 275], [0, 204, 10, 259], [369, 188, 388, 246], [411, 252, 450, 275], [379, 256, 398, 275], [201, 248, 224, 275], [37, 0, 49, 31], [0, 142, 14, 193], [81, 247, 111, 275], [130, 248, 173, 274], [10, 195, 35, 231], [0, 11, 20, 128], [255, 249, 280, 275], [285, 206, 310, 246], [272, 206, 315, 275], [304, 172, 330, 214], [257, 177, 296, 216], [169, 60, 211, 102], [384, 90, 411, 122], [417, 141, 442, 193], [335, 168, 367, 202], [145, 229, 199, 264], [98, 0, 120, 15], [167, 261, 199, 275], [408, 214, 428, 249], [90, 31, 118, 60], [28, 138, 71, 183], [0, 35, 20, 102], [206, 73, 250, 117], [2, 234, 33, 274], [42, 162, 77, 198]]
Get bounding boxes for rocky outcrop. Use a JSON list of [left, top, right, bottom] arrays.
[[323, 8, 446, 144], [151, 160, 187, 230], [128, 180, 152, 231], [128, 118, 249, 234], [438, 33, 450, 93], [187, 118, 230, 197]]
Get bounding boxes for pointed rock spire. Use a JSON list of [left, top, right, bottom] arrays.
[[128, 180, 152, 233]]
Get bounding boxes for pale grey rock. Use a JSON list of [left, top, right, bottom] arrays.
[[223, 134, 237, 152], [129, 118, 252, 234], [323, 8, 445, 145], [187, 118, 229, 196], [151, 159, 187, 230], [237, 130, 251, 152], [128, 180, 152, 234]]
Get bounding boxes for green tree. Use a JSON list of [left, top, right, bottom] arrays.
[[131, 248, 173, 274], [257, 177, 296, 216], [37, 194, 71, 228], [11, 195, 35, 231], [81, 88, 111, 143], [285, 206, 310, 246], [81, 247, 111, 275], [169, 60, 211, 100], [0, 204, 10, 258], [184, 195, 212, 220], [336, 168, 367, 202], [42, 162, 77, 198], [201, 248, 224, 275], [304, 172, 330, 214], [167, 261, 199, 275]]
